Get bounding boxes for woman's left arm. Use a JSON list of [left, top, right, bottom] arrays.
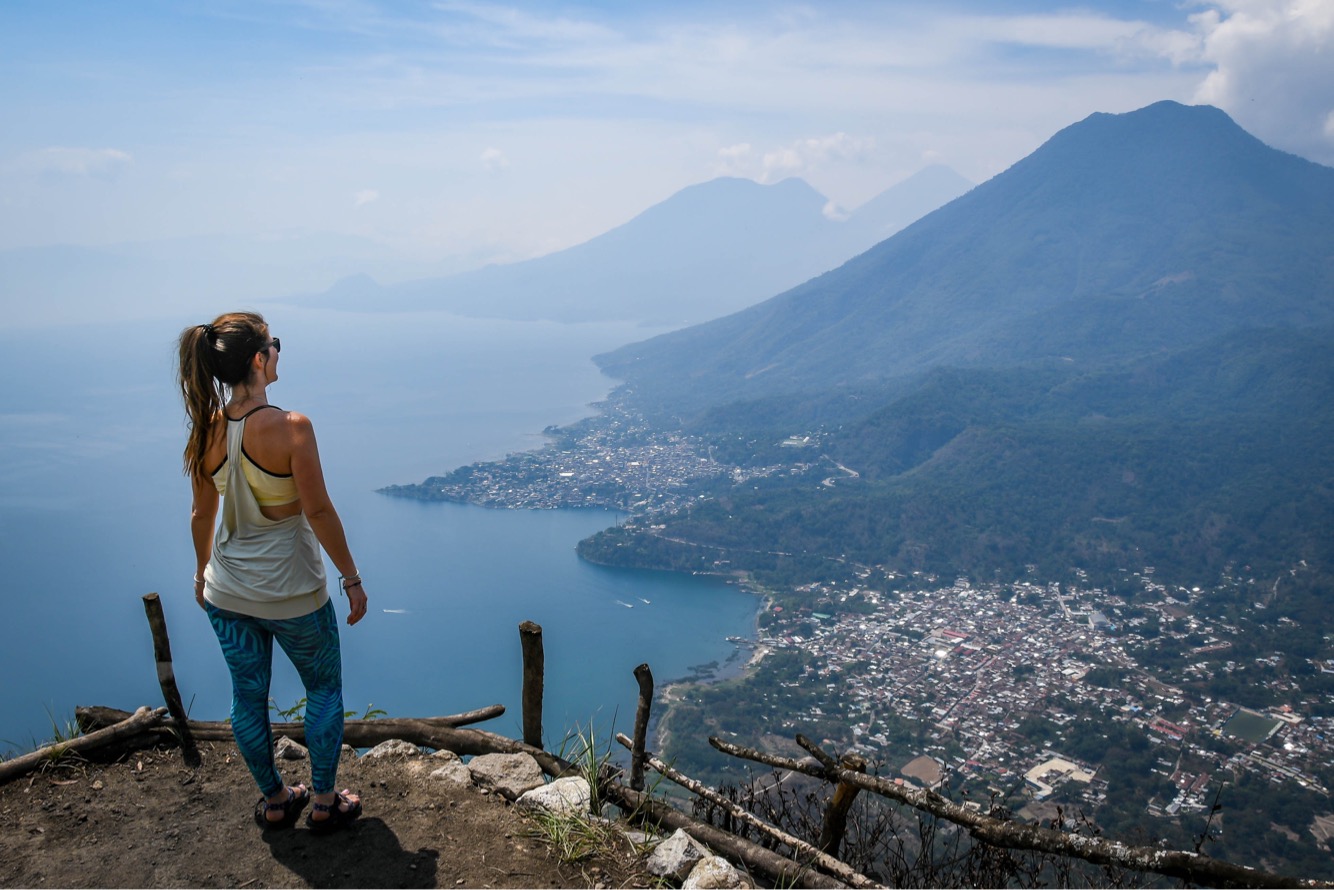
[[190, 472, 219, 609], [287, 411, 368, 626]]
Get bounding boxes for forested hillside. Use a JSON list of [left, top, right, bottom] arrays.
[[583, 102, 1334, 588]]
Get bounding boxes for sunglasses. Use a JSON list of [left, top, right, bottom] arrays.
[[264, 337, 281, 354]]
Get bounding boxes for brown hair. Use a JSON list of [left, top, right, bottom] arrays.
[[177, 311, 270, 478]]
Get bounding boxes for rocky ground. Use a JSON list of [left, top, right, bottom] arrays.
[[0, 741, 652, 889]]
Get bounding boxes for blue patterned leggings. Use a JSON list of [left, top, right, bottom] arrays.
[[206, 600, 344, 796]]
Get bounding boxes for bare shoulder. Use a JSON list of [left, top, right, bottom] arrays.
[[203, 410, 228, 464], [207, 410, 228, 441], [281, 410, 318, 444]]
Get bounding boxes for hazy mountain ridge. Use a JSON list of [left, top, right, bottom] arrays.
[[580, 102, 1334, 584], [596, 101, 1334, 412], [298, 167, 972, 326], [1, 167, 969, 331]]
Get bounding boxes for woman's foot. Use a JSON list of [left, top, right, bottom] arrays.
[[254, 784, 309, 829], [307, 789, 362, 834]]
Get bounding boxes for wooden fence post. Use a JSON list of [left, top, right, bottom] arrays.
[[141, 593, 201, 767], [818, 753, 867, 858], [518, 621, 544, 749], [630, 662, 653, 791], [613, 732, 883, 889]]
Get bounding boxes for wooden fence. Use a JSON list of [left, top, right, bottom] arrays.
[[3, 593, 1330, 889]]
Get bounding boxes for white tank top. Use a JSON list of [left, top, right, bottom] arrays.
[[202, 412, 328, 619]]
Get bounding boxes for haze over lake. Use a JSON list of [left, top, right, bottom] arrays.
[[0, 308, 758, 751]]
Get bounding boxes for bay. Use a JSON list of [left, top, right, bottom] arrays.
[[0, 308, 757, 753]]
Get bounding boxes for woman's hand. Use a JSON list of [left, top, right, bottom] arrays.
[[346, 583, 368, 626], [194, 577, 207, 610]]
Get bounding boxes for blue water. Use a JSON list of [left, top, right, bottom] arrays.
[[0, 308, 757, 752]]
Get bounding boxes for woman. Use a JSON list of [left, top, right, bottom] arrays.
[[178, 311, 368, 832]]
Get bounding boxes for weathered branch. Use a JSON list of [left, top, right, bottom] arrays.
[[141, 593, 201, 767], [602, 776, 849, 889], [519, 621, 544, 749], [818, 752, 866, 859], [797, 733, 839, 771], [0, 707, 168, 785], [614, 733, 881, 888], [709, 736, 1334, 889], [75, 704, 572, 778], [77, 704, 504, 740], [630, 663, 653, 791]]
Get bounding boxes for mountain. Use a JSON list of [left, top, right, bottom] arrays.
[[579, 102, 1334, 583], [840, 164, 975, 254], [299, 170, 971, 327], [597, 101, 1334, 412], [655, 326, 1334, 577]]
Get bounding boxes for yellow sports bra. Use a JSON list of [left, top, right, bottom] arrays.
[[210, 406, 300, 507]]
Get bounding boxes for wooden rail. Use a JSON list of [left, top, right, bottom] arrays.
[[4, 601, 1326, 890]]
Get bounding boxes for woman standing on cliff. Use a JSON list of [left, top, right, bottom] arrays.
[[178, 311, 367, 832]]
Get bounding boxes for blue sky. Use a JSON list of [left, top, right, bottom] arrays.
[[2, 1, 1332, 283]]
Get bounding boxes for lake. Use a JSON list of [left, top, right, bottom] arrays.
[[0, 307, 758, 753]]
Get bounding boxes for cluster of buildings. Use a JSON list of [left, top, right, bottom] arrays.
[[384, 404, 734, 510], [747, 569, 1332, 825], [386, 406, 1332, 845]]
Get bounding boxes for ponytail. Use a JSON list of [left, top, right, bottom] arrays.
[[177, 312, 269, 478]]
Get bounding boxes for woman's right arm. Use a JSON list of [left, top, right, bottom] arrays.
[[190, 472, 219, 609]]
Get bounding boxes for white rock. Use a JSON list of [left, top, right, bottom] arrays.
[[274, 737, 308, 761], [401, 758, 436, 779], [646, 828, 708, 881], [362, 739, 423, 759], [467, 752, 545, 800], [425, 760, 473, 789], [622, 828, 657, 847], [516, 776, 591, 816], [683, 856, 751, 889], [403, 748, 461, 778]]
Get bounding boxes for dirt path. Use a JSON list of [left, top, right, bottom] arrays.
[[0, 742, 645, 889]]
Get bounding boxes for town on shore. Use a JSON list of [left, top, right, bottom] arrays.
[[382, 401, 1334, 866]]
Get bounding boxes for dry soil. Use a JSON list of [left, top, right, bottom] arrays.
[[0, 742, 649, 889]]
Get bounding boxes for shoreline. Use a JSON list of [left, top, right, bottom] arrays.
[[648, 581, 775, 757]]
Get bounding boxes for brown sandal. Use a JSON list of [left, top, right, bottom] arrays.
[[253, 785, 309, 830], [306, 791, 362, 834]]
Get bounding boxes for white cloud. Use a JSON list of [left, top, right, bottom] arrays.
[[480, 147, 510, 173], [717, 143, 752, 162], [5, 2, 1327, 260], [716, 132, 876, 184], [821, 199, 850, 222], [13, 147, 132, 178], [1184, 0, 1334, 164], [789, 132, 873, 168], [714, 143, 753, 177], [968, 12, 1157, 51], [428, 1, 619, 46]]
